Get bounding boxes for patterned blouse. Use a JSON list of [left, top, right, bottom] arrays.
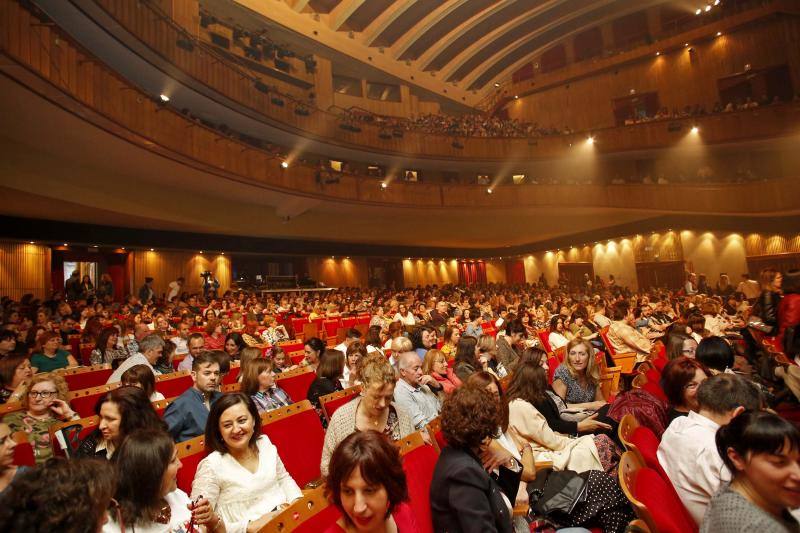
[[3, 411, 59, 464], [553, 364, 597, 404], [250, 386, 293, 414], [90, 347, 130, 366]]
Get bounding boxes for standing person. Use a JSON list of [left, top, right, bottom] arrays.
[[64, 270, 81, 301], [167, 277, 184, 303], [737, 273, 762, 303], [80, 275, 94, 300], [138, 277, 155, 305], [163, 351, 222, 442], [96, 273, 115, 301]]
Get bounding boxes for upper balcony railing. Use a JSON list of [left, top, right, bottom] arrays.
[[87, 0, 800, 162], [2, 0, 799, 216]]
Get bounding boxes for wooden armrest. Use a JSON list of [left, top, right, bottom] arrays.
[[303, 476, 325, 490], [512, 502, 528, 517], [534, 460, 553, 471]]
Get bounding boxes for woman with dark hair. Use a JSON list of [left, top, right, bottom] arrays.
[[701, 410, 800, 532], [440, 326, 461, 360], [548, 315, 570, 351], [76, 386, 165, 459], [105, 428, 189, 532], [660, 357, 709, 424], [190, 393, 302, 533], [241, 358, 292, 414], [753, 268, 783, 336], [665, 330, 697, 360], [91, 326, 131, 366], [224, 332, 247, 360], [777, 269, 800, 351], [121, 364, 165, 401], [308, 349, 345, 425], [0, 354, 32, 404], [30, 331, 77, 373], [324, 430, 417, 533], [363, 325, 384, 356], [696, 336, 735, 374], [453, 335, 479, 383], [303, 336, 325, 371], [344, 341, 366, 387], [0, 457, 115, 533]]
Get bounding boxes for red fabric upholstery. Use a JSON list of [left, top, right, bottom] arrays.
[[629, 426, 668, 480], [323, 319, 340, 339], [538, 330, 552, 353], [433, 428, 447, 451], [631, 466, 698, 533], [67, 335, 81, 359], [71, 393, 107, 418], [653, 356, 668, 372], [79, 345, 94, 366], [641, 381, 667, 403], [51, 417, 99, 457], [64, 368, 114, 391], [275, 371, 316, 402], [222, 366, 240, 385], [400, 444, 438, 533], [341, 317, 357, 329], [13, 440, 35, 466], [176, 450, 207, 494], [547, 357, 558, 384], [155, 374, 193, 398], [644, 368, 661, 385], [290, 352, 306, 365], [356, 314, 371, 326], [262, 407, 325, 487], [292, 317, 309, 337], [321, 393, 358, 421], [280, 341, 304, 353], [599, 328, 617, 355]]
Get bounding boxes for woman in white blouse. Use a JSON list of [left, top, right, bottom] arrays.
[[191, 393, 302, 533], [392, 304, 416, 326]]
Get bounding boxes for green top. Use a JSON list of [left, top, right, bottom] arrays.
[[30, 350, 71, 372], [2, 410, 58, 464]]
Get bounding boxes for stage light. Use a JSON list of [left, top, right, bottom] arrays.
[[150, 248, 155, 251], [695, 8, 701, 15], [691, 126, 699, 134], [685, 43, 690, 47], [380, 182, 388, 189], [486, 188, 493, 194], [586, 136, 595, 145], [63, 243, 68, 246], [705, 5, 711, 11], [159, 94, 170, 103], [281, 161, 289, 169], [199, 251, 203, 254], [29, 241, 34, 244]]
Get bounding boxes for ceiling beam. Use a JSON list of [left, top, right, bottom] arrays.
[[291, 0, 312, 13], [390, 0, 471, 61], [363, 0, 416, 47], [328, 0, 366, 31]]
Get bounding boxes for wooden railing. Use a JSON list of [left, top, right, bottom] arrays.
[[2, 0, 799, 215], [89, 0, 800, 162]]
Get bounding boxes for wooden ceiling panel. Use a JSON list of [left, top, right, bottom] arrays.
[[308, 0, 343, 14], [341, 0, 395, 32], [372, 0, 445, 48]]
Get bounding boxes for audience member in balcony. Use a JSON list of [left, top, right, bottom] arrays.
[[224, 332, 247, 361], [308, 349, 345, 425], [324, 430, 416, 533], [0, 455, 115, 531], [163, 351, 221, 442], [0, 354, 32, 404], [108, 333, 164, 383], [606, 302, 652, 362], [90, 326, 128, 366], [190, 393, 302, 533], [2, 372, 78, 464], [121, 364, 165, 401], [321, 354, 414, 477], [661, 357, 709, 425], [701, 410, 800, 533], [394, 351, 442, 431], [30, 331, 77, 373], [658, 373, 763, 525], [241, 356, 292, 414], [76, 385, 165, 460], [303, 336, 325, 372]]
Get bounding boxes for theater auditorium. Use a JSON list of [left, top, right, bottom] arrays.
[[1, 0, 800, 531]]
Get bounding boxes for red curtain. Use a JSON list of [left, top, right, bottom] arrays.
[[505, 260, 525, 284], [458, 261, 487, 285]]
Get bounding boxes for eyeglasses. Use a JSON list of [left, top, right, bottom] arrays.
[[684, 382, 701, 391], [28, 390, 57, 399]]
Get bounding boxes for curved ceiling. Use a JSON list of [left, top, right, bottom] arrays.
[[221, 0, 679, 92]]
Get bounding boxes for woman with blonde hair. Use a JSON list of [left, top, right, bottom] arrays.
[[552, 338, 606, 409], [422, 348, 461, 396]]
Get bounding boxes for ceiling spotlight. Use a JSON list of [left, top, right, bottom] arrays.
[[655, 51, 661, 56], [514, 95, 519, 99], [281, 161, 289, 169], [380, 182, 388, 189], [586, 136, 595, 145], [716, 31, 722, 36], [685, 42, 690, 47], [714, 0, 720, 4], [695, 8, 701, 15], [150, 248, 155, 251], [494, 82, 500, 88], [221, 252, 224, 255], [199, 251, 203, 254], [29, 241, 34, 244], [691, 126, 699, 134], [486, 188, 493, 194], [704, 4, 711, 11], [159, 94, 170, 102], [63, 243, 68, 246]]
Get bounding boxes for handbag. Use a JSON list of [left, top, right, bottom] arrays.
[[747, 315, 774, 334], [527, 467, 588, 517]]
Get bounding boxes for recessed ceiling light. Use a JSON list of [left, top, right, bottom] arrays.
[[159, 94, 170, 102], [486, 188, 493, 194], [281, 161, 289, 169]]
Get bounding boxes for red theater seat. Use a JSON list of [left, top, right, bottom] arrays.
[[319, 385, 360, 422], [262, 485, 340, 533], [274, 367, 316, 402], [261, 400, 325, 488], [61, 364, 114, 391], [398, 431, 438, 533], [175, 434, 208, 494], [68, 383, 121, 418], [12, 431, 35, 466], [49, 415, 100, 458], [155, 371, 193, 398]]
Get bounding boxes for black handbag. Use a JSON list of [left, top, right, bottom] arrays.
[[528, 468, 588, 517]]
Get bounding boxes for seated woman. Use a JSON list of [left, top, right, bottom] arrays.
[[121, 364, 165, 401], [552, 339, 607, 410], [241, 358, 292, 414], [324, 430, 418, 533], [696, 336, 735, 374], [0, 354, 33, 404], [321, 354, 414, 477], [2, 372, 78, 464], [0, 456, 115, 532], [271, 347, 293, 373], [422, 348, 461, 395], [225, 332, 247, 361], [76, 385, 166, 459], [440, 326, 461, 361], [430, 386, 514, 533], [477, 334, 505, 378], [90, 326, 130, 366], [303, 337, 325, 372], [0, 422, 29, 496], [30, 332, 77, 373], [453, 335, 480, 383], [547, 315, 570, 351], [259, 316, 289, 346], [701, 410, 800, 532], [307, 349, 345, 425], [190, 393, 302, 533], [660, 357, 709, 425], [506, 361, 608, 473], [665, 330, 698, 360], [343, 342, 366, 387], [105, 428, 192, 532], [204, 319, 226, 351]]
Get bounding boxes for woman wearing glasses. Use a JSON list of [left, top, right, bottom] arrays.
[[660, 357, 710, 424], [1, 372, 77, 464]]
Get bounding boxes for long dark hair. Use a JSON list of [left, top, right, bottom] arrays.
[[95, 326, 118, 358], [505, 361, 549, 405], [95, 386, 165, 445], [453, 335, 478, 367], [114, 429, 175, 526]]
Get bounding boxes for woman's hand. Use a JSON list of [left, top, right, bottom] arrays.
[[588, 400, 607, 410], [576, 413, 612, 433], [188, 498, 215, 525], [48, 399, 76, 420], [480, 439, 513, 472]]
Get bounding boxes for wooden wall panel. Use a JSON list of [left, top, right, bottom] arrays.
[[131, 250, 231, 298], [745, 233, 800, 256], [0, 242, 51, 300], [403, 259, 458, 287], [307, 257, 369, 288]]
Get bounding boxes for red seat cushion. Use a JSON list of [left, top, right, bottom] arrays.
[[630, 426, 667, 480], [632, 467, 698, 533], [641, 381, 667, 403], [64, 369, 114, 391], [13, 441, 35, 466], [176, 451, 207, 494], [262, 408, 325, 487], [276, 371, 316, 402], [155, 374, 193, 398], [71, 393, 106, 418], [222, 366, 240, 385], [401, 444, 438, 533], [322, 393, 358, 420]]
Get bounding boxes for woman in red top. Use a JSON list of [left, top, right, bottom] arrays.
[[422, 349, 461, 395], [324, 430, 419, 533]]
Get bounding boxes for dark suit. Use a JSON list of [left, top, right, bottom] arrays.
[[430, 447, 514, 533]]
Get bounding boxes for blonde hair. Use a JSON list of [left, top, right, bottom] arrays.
[[477, 335, 496, 355], [390, 336, 412, 353], [563, 338, 600, 385], [422, 349, 446, 375], [359, 354, 395, 388], [239, 347, 262, 376], [21, 372, 69, 409]]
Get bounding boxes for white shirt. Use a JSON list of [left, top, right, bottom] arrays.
[[191, 435, 302, 533], [393, 312, 416, 326], [170, 336, 188, 356], [103, 489, 191, 533], [393, 378, 441, 430], [658, 411, 730, 525], [107, 353, 155, 384], [593, 313, 611, 328], [548, 331, 569, 350], [167, 281, 182, 302]]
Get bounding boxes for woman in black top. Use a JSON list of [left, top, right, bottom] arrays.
[[307, 348, 344, 427]]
